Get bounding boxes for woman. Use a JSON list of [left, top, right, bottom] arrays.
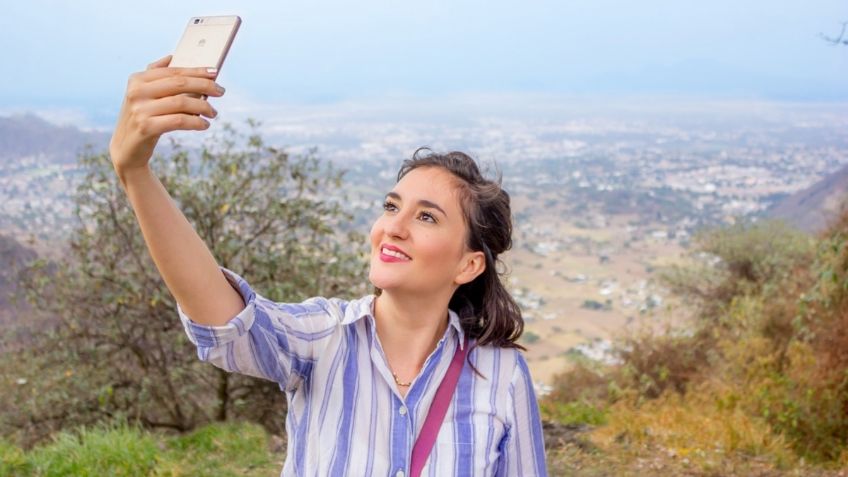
[[110, 56, 547, 476]]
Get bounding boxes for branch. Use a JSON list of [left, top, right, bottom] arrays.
[[820, 21, 848, 45], [139, 417, 189, 432]]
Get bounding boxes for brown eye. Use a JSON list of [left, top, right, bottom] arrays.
[[419, 211, 437, 223]]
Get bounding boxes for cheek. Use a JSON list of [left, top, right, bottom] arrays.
[[419, 231, 463, 266], [369, 217, 384, 252]]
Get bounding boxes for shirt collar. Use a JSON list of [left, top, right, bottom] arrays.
[[446, 307, 466, 350], [355, 295, 466, 350]]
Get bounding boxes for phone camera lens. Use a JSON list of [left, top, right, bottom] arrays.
[[193, 18, 200, 24]]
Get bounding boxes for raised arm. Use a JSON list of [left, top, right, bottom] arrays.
[[109, 55, 243, 326]]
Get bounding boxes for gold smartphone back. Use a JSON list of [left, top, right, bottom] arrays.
[[169, 16, 241, 70]]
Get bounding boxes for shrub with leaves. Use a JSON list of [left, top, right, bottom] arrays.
[[544, 217, 848, 468], [5, 121, 368, 446], [758, 206, 848, 462], [661, 220, 815, 323]]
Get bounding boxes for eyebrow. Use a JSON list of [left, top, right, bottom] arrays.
[[386, 191, 448, 218]]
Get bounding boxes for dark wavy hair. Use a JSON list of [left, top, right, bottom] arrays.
[[392, 147, 526, 353]]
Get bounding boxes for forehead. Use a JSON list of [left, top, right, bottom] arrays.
[[393, 167, 462, 205]]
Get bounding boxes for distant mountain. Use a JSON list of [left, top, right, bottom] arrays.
[[768, 163, 848, 234], [0, 113, 110, 163]]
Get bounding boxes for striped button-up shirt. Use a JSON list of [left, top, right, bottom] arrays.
[[178, 267, 548, 476]]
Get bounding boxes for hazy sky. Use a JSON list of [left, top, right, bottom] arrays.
[[2, 1, 846, 124]]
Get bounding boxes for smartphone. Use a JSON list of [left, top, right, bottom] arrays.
[[169, 15, 241, 71]]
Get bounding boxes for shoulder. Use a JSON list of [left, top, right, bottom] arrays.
[[468, 343, 530, 384], [253, 294, 375, 326], [220, 266, 374, 318], [471, 342, 526, 366]]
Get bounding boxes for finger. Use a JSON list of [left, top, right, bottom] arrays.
[[137, 65, 219, 83], [142, 75, 224, 100], [146, 55, 173, 70], [139, 114, 211, 136], [139, 95, 218, 119]]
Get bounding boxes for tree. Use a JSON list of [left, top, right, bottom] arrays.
[[6, 121, 368, 444]]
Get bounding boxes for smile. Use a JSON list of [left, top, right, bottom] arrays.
[[380, 245, 412, 261]]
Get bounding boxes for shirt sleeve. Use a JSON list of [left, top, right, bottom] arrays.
[[177, 266, 347, 392], [496, 352, 548, 477]]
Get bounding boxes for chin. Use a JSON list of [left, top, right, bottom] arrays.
[[368, 263, 391, 290], [369, 267, 415, 294], [368, 271, 397, 292]]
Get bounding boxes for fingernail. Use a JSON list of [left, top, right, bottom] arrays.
[[206, 68, 218, 75], [215, 84, 226, 94]]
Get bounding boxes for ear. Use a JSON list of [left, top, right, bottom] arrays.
[[454, 250, 486, 286]]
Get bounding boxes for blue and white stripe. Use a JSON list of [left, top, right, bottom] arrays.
[[178, 267, 548, 476]]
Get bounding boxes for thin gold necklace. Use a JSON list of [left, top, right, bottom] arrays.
[[392, 371, 412, 387]]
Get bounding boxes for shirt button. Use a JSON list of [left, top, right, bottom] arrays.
[[396, 471, 405, 477], [399, 406, 408, 416]]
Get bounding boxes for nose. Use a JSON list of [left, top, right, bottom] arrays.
[[383, 212, 410, 240]]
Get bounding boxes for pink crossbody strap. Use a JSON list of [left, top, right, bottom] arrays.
[[409, 336, 469, 477]]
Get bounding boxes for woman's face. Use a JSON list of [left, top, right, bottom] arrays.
[[369, 166, 483, 297]]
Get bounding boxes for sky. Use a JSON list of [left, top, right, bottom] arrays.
[[1, 1, 846, 126]]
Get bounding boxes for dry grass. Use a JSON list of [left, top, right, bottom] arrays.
[[590, 387, 795, 470], [546, 439, 848, 477], [542, 382, 848, 476]]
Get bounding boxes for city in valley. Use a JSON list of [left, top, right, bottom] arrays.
[[2, 98, 846, 391]]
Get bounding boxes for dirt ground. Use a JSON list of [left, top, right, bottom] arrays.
[[506, 207, 689, 387]]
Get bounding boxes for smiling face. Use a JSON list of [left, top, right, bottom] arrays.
[[369, 166, 485, 298]]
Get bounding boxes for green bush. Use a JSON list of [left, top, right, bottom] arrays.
[[661, 219, 815, 322], [540, 400, 607, 426], [755, 212, 848, 462]]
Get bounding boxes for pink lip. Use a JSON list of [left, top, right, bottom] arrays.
[[379, 243, 411, 263]]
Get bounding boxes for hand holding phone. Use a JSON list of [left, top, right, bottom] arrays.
[[109, 16, 241, 179]]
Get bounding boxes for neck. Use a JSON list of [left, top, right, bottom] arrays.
[[374, 290, 453, 374]]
